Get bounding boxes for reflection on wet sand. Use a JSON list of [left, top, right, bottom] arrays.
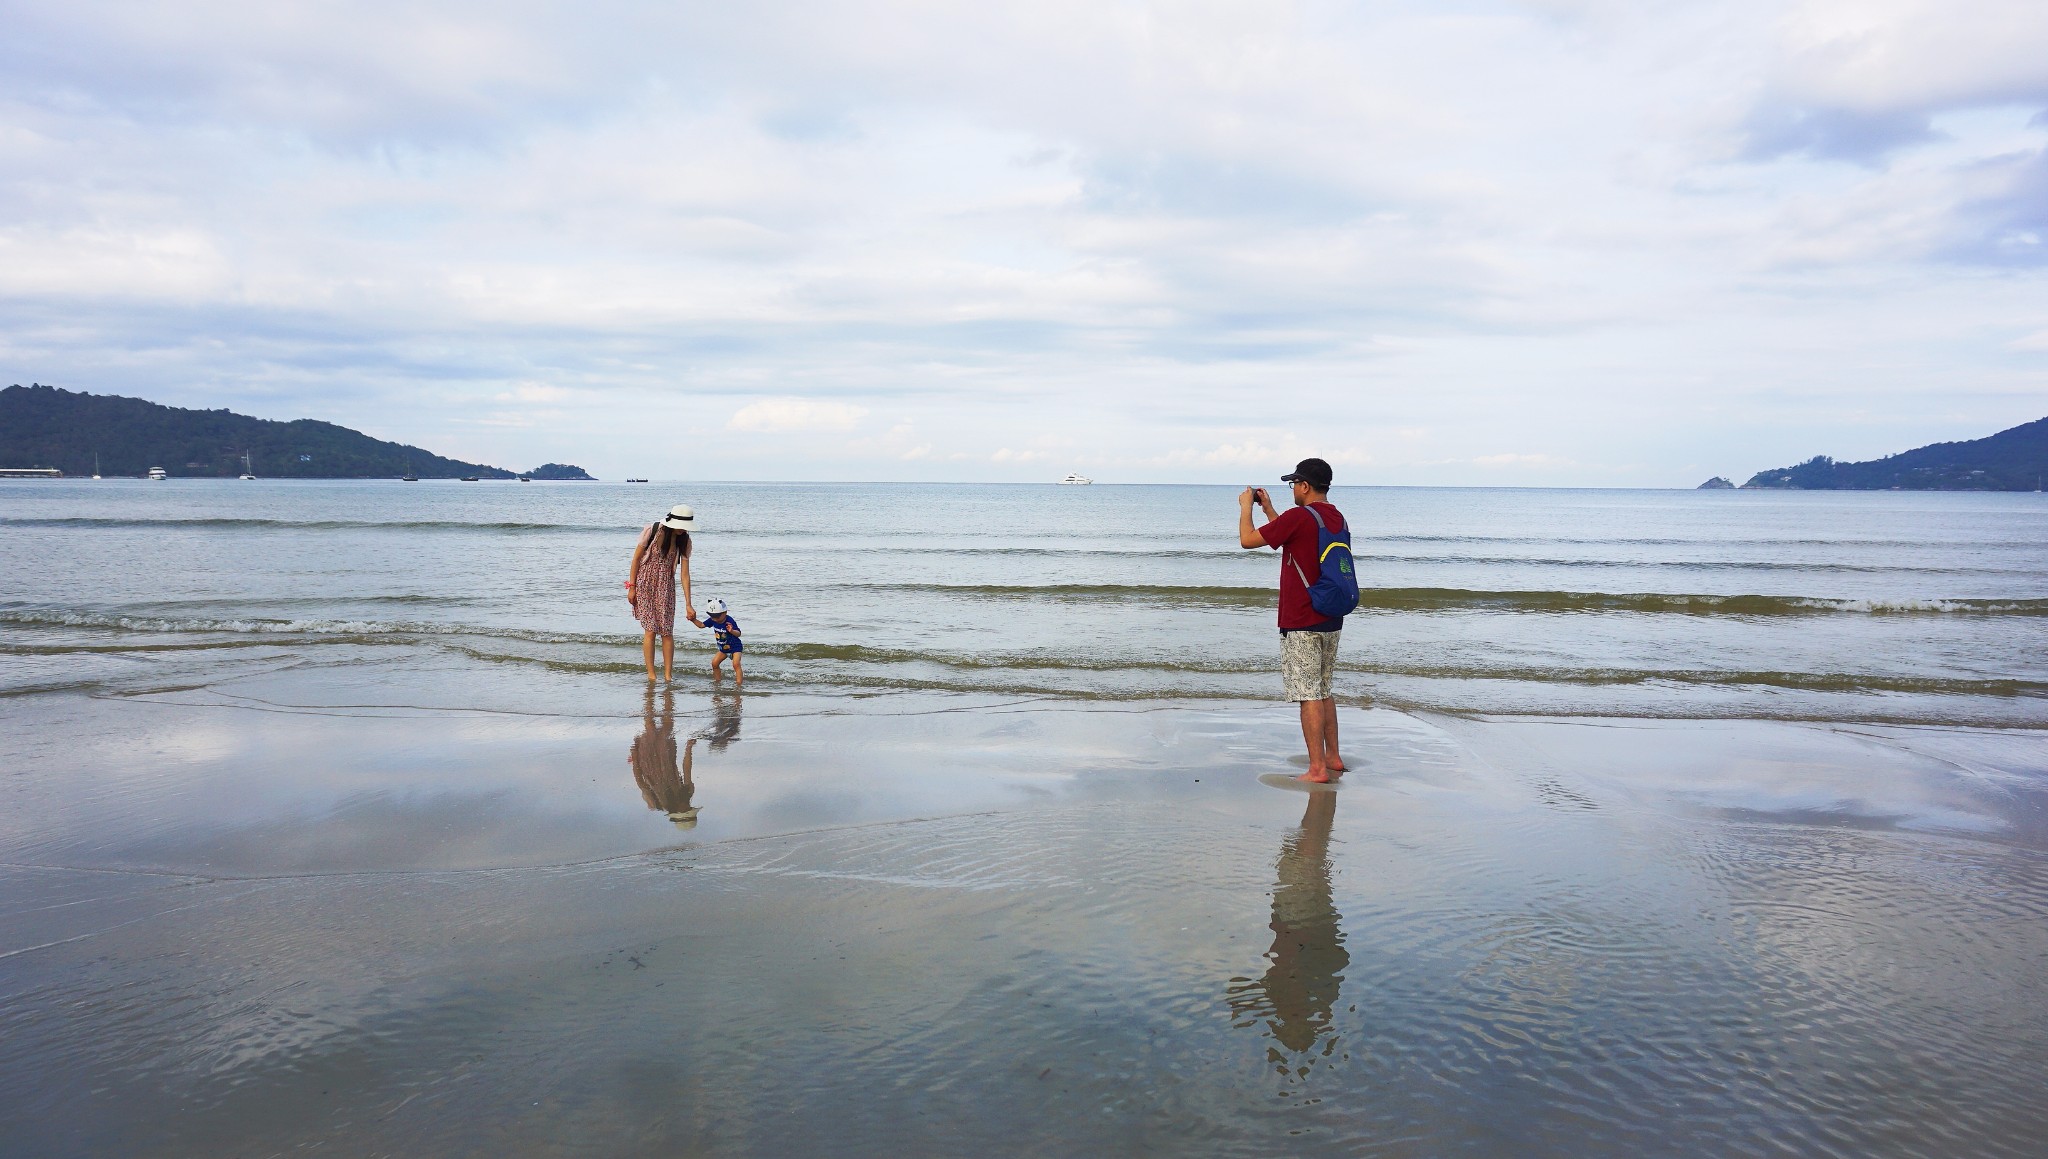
[[629, 691, 744, 828], [630, 689, 696, 828], [702, 692, 743, 752], [1227, 791, 1350, 1076]]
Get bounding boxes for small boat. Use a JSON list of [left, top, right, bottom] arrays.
[[239, 451, 256, 480], [400, 472, 419, 482], [147, 467, 168, 481], [518, 476, 531, 482], [626, 478, 648, 483], [93, 453, 101, 480], [461, 475, 480, 482], [1058, 473, 1093, 485]]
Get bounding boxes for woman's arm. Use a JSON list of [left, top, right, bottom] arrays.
[[626, 526, 652, 600], [679, 556, 697, 625]]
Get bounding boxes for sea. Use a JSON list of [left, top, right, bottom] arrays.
[[4, 479, 2046, 723], [4, 479, 2048, 1157]]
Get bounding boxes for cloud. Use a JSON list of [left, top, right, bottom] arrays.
[[727, 397, 868, 433], [1743, 106, 1939, 164], [493, 382, 578, 403], [1469, 453, 1576, 468], [1144, 439, 1373, 473], [1764, 0, 2048, 115], [0, 0, 2044, 483]]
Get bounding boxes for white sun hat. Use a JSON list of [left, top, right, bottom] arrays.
[[702, 597, 727, 615], [660, 504, 696, 530]]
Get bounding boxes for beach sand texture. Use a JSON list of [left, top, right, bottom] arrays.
[[4, 480, 2046, 1155]]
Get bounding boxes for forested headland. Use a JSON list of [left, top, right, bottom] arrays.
[[0, 384, 588, 480], [1745, 416, 2047, 491]]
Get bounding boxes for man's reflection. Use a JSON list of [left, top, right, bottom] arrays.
[[630, 688, 698, 828], [1227, 791, 1349, 1067]]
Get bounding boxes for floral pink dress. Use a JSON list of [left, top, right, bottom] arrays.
[[631, 525, 680, 634]]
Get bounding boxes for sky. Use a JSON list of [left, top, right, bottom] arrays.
[[2, 0, 2045, 484]]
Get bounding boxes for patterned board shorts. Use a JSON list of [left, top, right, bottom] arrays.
[[1281, 629, 1342, 702]]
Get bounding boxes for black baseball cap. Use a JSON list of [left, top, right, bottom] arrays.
[[1279, 458, 1333, 490]]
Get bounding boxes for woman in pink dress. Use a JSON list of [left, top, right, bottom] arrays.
[[625, 505, 697, 682]]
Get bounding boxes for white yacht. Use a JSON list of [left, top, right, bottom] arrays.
[[239, 452, 256, 480], [147, 466, 168, 481], [1058, 473, 1093, 485]]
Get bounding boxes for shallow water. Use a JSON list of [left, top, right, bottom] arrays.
[[4, 480, 2048, 1155], [5, 682, 2047, 1156]]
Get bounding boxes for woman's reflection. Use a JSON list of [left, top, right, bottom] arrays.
[[630, 687, 699, 828], [1227, 791, 1350, 1071]]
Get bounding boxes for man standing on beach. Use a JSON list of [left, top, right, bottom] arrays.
[[1239, 458, 1349, 783]]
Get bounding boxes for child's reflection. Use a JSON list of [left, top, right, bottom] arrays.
[[702, 692, 743, 752], [1226, 791, 1350, 1068], [630, 688, 698, 828]]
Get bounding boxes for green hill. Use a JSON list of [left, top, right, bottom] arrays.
[[1745, 416, 2048, 491], [526, 463, 596, 481], [1, 383, 525, 479]]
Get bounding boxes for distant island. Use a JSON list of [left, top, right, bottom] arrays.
[[1697, 476, 1735, 489], [525, 463, 596, 481], [1, 384, 592, 480], [1744, 415, 2047, 491]]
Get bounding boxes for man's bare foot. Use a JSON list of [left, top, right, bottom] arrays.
[[1297, 767, 1333, 784], [1326, 758, 1347, 775]]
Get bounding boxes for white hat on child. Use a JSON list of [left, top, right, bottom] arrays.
[[702, 597, 727, 615]]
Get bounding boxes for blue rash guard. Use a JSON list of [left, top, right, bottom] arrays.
[[701, 613, 742, 654]]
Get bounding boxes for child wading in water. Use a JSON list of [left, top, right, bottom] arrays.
[[696, 598, 743, 686], [625, 505, 696, 682]]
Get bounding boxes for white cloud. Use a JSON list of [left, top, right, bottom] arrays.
[[727, 398, 868, 433], [1770, 0, 2048, 113]]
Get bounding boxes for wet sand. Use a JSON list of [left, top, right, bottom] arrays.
[[4, 667, 2048, 1156]]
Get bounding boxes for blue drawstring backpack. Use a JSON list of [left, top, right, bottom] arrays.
[[1286, 505, 1360, 619]]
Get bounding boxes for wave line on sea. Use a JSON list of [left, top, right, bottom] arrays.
[[829, 585, 2048, 616]]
